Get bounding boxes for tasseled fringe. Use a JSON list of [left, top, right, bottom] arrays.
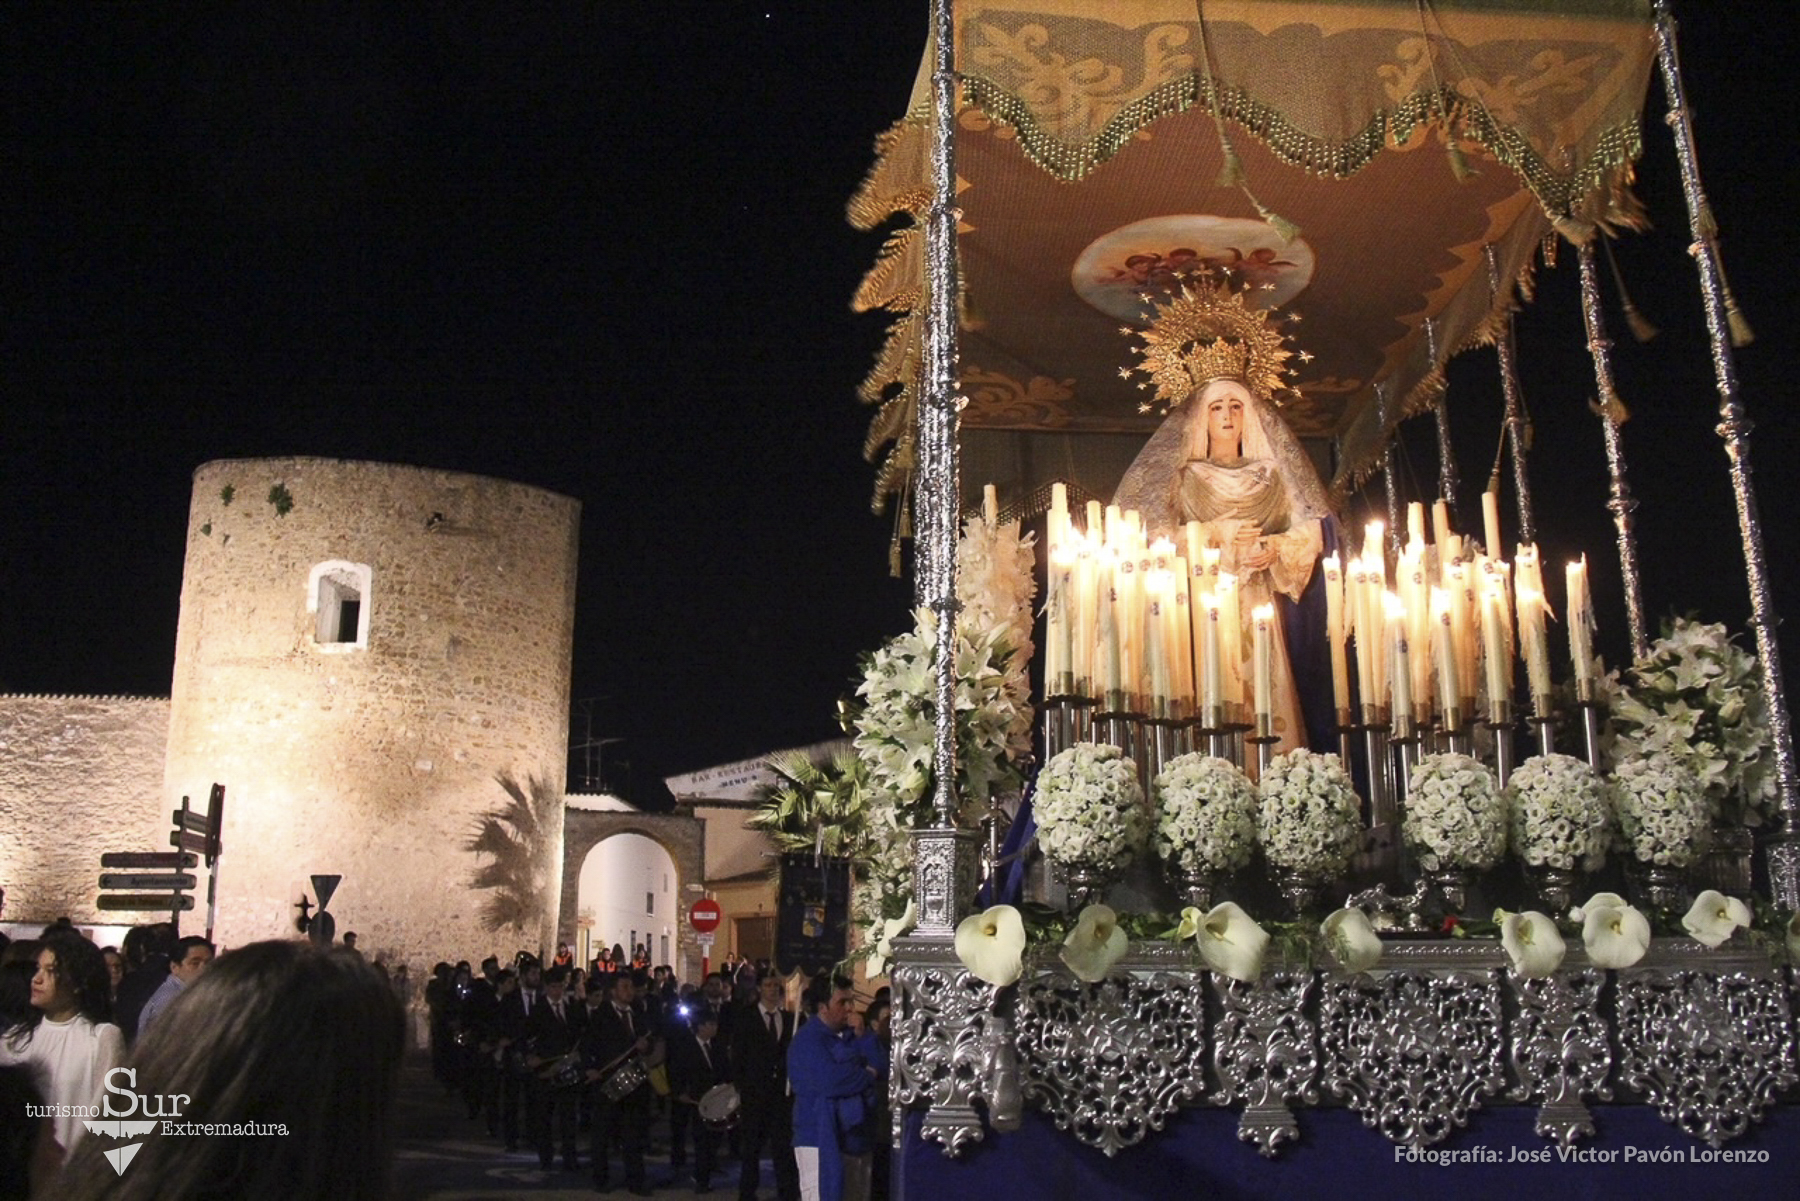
[[1603, 237, 1658, 343], [1552, 215, 1595, 246], [1247, 191, 1300, 244], [1446, 141, 1478, 183], [1590, 394, 1631, 426], [1216, 144, 1245, 188], [1718, 254, 1755, 346]]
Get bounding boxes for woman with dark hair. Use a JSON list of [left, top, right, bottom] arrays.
[[60, 940, 406, 1201], [0, 929, 126, 1161]]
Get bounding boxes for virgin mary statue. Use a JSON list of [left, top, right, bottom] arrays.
[[1113, 281, 1337, 754]]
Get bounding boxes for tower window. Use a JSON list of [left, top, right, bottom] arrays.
[[307, 561, 372, 650]]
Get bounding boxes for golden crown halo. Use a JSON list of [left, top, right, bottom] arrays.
[[1122, 278, 1295, 410]]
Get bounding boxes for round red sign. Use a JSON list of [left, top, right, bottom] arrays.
[[689, 898, 723, 933]]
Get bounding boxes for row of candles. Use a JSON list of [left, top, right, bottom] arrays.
[[1039, 482, 1600, 735]]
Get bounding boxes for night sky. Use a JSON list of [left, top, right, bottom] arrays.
[[4, 4, 1797, 801]]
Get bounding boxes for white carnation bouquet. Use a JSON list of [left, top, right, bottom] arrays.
[[1256, 749, 1364, 880], [1401, 753, 1507, 872], [1609, 617, 1774, 826], [1152, 753, 1258, 876], [1035, 742, 1148, 875], [1609, 753, 1711, 868], [1506, 753, 1610, 872]]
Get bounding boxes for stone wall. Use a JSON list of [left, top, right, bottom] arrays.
[[162, 458, 579, 968], [0, 695, 171, 922], [560, 809, 705, 985]]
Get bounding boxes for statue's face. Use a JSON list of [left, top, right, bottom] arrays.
[[1198, 379, 1252, 457]]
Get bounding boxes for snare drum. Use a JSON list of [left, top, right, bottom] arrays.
[[600, 1056, 650, 1102], [697, 1083, 741, 1130]]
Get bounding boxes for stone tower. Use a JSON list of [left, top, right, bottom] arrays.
[[163, 458, 579, 964]]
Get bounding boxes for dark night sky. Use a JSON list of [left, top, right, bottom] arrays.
[[4, 4, 1797, 798]]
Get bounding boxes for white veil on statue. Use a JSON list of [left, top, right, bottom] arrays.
[[1113, 386, 1332, 542]]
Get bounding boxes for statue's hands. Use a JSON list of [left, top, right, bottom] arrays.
[[1233, 526, 1276, 572]]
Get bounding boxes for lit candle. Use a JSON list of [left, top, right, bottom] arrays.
[[1047, 541, 1076, 695], [1432, 587, 1462, 723], [1252, 604, 1275, 727], [1072, 534, 1097, 696], [1514, 543, 1554, 709], [1201, 593, 1224, 717], [1482, 488, 1502, 556], [1323, 554, 1349, 714], [1385, 592, 1412, 719], [1170, 556, 1193, 713], [1408, 501, 1427, 549], [1481, 575, 1512, 722], [1217, 572, 1242, 707], [1146, 566, 1171, 711], [1432, 500, 1452, 553], [1567, 556, 1594, 684]]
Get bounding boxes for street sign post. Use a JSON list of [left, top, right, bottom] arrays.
[[98, 894, 195, 913], [689, 898, 723, 934], [99, 873, 196, 891]]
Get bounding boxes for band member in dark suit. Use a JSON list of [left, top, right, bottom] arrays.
[[524, 965, 587, 1171], [669, 1007, 731, 1193], [462, 957, 503, 1131], [497, 958, 543, 1153], [583, 971, 655, 1195], [730, 975, 798, 1201]]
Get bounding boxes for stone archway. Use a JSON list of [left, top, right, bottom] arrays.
[[559, 808, 705, 984]]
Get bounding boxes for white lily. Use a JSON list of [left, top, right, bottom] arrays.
[[1786, 912, 1800, 965], [1193, 902, 1269, 984], [1682, 889, 1753, 948], [867, 900, 917, 978], [1320, 907, 1383, 973], [1173, 906, 1203, 941], [1569, 891, 1630, 924], [954, 903, 1027, 987], [1059, 903, 1129, 983], [1500, 910, 1567, 978], [1580, 902, 1651, 969]]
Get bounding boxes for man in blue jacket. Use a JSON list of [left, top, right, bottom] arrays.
[[787, 973, 876, 1201]]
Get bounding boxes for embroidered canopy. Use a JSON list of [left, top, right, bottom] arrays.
[[852, 0, 1657, 533]]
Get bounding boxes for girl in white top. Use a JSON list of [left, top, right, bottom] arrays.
[[0, 928, 128, 1161]]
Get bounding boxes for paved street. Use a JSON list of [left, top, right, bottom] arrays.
[[389, 1052, 749, 1201]]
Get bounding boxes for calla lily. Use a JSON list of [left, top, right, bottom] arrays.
[[1682, 889, 1753, 948], [1785, 912, 1800, 965], [1193, 902, 1269, 984], [1581, 902, 1652, 969], [1500, 910, 1567, 978], [954, 903, 1027, 987], [1060, 903, 1129, 983], [1320, 907, 1383, 973], [1569, 892, 1630, 923], [867, 900, 917, 978], [1173, 906, 1203, 941]]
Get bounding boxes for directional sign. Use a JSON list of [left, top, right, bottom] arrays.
[[689, 898, 723, 934], [100, 873, 196, 891], [171, 829, 212, 853], [97, 894, 196, 912], [311, 874, 343, 910], [172, 809, 210, 833], [101, 852, 196, 870]]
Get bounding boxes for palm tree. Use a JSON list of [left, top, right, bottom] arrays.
[[466, 772, 561, 936]]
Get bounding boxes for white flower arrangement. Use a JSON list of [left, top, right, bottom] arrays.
[[1505, 753, 1610, 872], [1609, 617, 1774, 826], [850, 512, 1038, 955], [1608, 753, 1711, 868], [1256, 749, 1364, 880], [1151, 753, 1259, 877], [1035, 742, 1149, 875], [1401, 753, 1507, 872]]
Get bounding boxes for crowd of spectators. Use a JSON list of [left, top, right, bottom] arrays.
[[0, 920, 893, 1201], [423, 943, 892, 1199]]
